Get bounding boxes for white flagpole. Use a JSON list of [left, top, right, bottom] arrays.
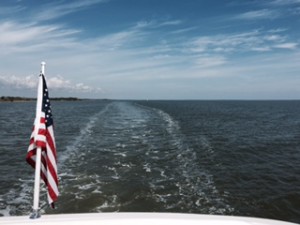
[[30, 62, 46, 219]]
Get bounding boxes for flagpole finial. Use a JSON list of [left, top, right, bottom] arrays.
[[41, 61, 46, 75]]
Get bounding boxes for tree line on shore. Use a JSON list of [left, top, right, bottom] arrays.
[[0, 96, 80, 102]]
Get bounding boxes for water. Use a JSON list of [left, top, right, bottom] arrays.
[[0, 100, 299, 223]]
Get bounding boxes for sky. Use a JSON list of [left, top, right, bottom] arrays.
[[0, 0, 300, 99]]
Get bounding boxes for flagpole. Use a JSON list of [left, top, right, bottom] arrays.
[[30, 62, 46, 219]]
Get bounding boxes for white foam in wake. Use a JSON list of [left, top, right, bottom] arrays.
[[59, 103, 112, 164]]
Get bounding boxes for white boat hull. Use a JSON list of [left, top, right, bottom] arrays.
[[0, 213, 298, 225]]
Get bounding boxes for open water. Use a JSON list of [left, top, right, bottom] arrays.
[[0, 100, 299, 223]]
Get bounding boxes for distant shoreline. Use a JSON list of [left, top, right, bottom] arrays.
[[0, 96, 81, 102]]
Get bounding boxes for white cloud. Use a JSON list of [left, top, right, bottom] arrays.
[[0, 21, 80, 55], [170, 26, 197, 34], [235, 9, 280, 20], [264, 34, 284, 41], [268, 28, 288, 33], [274, 42, 298, 49], [270, 0, 300, 5], [92, 29, 143, 50], [34, 0, 108, 21], [159, 20, 183, 27], [189, 30, 297, 54], [0, 75, 102, 94], [47, 76, 102, 93], [135, 19, 183, 29], [51, 77, 102, 93], [0, 75, 36, 89], [0, 5, 25, 15], [251, 47, 271, 52], [189, 31, 261, 53], [195, 55, 227, 68]]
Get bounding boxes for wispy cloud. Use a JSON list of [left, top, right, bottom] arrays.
[[170, 26, 197, 34], [235, 9, 280, 20], [0, 5, 25, 15], [92, 29, 144, 51], [251, 47, 271, 52], [274, 42, 298, 49], [135, 19, 183, 29], [270, 0, 300, 5], [265, 0, 300, 17], [0, 21, 80, 54], [32, 0, 108, 21], [193, 55, 227, 68], [189, 29, 297, 54], [263, 34, 284, 41], [190, 31, 261, 53], [159, 20, 182, 26]]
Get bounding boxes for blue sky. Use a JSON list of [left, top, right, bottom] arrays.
[[0, 0, 299, 99]]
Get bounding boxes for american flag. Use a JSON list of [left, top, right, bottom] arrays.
[[26, 74, 59, 208]]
